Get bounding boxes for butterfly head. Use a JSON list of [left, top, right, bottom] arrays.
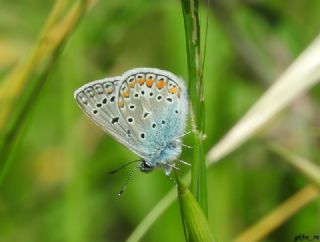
[[140, 160, 154, 173]]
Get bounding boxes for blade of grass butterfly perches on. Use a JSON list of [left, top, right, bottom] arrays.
[[181, 0, 208, 215]]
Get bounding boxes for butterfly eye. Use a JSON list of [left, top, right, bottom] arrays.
[[140, 160, 153, 173]]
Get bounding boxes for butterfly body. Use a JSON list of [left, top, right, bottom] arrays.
[[74, 68, 188, 175]]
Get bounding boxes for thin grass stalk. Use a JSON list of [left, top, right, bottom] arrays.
[[0, 52, 61, 183], [181, 0, 207, 216]]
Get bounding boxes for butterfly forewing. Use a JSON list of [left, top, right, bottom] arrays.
[[74, 77, 148, 157], [74, 68, 188, 163]]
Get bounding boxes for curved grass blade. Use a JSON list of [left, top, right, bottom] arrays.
[[206, 33, 320, 165], [233, 185, 319, 242], [176, 175, 216, 242], [270, 144, 320, 189], [0, 0, 92, 183]]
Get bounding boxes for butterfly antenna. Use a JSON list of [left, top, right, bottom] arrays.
[[117, 166, 139, 197], [109, 159, 141, 174]]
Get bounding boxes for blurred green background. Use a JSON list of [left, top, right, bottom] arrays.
[[1, 0, 320, 241]]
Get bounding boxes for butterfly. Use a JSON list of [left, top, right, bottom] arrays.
[[74, 68, 189, 177]]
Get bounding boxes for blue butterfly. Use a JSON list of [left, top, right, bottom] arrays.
[[74, 68, 189, 177]]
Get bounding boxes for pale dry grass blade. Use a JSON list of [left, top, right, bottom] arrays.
[[0, 0, 94, 129], [271, 144, 320, 189], [206, 33, 320, 164], [233, 185, 319, 242]]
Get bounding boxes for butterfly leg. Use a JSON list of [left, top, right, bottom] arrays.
[[165, 165, 179, 185], [182, 144, 193, 149], [165, 167, 176, 185], [177, 159, 192, 166]]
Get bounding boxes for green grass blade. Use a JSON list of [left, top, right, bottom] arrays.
[[181, 0, 207, 216], [176, 174, 216, 242], [0, 0, 91, 183]]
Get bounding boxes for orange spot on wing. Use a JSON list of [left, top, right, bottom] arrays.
[[157, 79, 166, 89], [128, 80, 135, 88], [137, 78, 145, 85], [146, 79, 154, 87], [169, 86, 178, 95], [105, 86, 113, 94], [118, 97, 124, 108], [121, 89, 130, 98]]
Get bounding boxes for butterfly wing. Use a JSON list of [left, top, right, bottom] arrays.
[[74, 68, 188, 162], [116, 68, 188, 160], [74, 76, 149, 158]]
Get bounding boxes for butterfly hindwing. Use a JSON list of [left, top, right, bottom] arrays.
[[117, 68, 188, 160]]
